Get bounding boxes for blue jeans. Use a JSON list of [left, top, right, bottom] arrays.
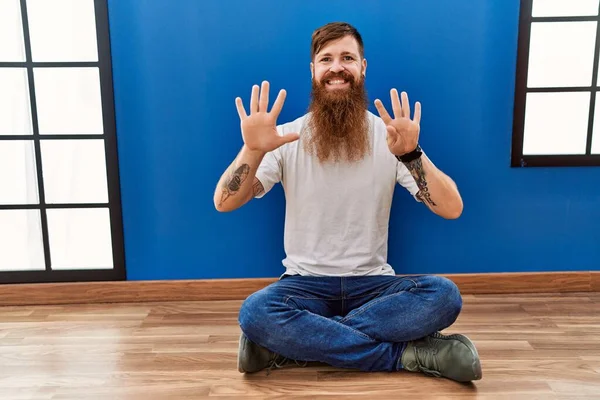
[[238, 274, 462, 372]]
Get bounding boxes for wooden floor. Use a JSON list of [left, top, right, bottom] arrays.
[[1, 292, 600, 399]]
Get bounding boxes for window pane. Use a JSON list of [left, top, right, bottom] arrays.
[[0, 0, 26, 61], [41, 139, 108, 204], [27, 0, 98, 62], [0, 210, 45, 271], [532, 0, 599, 17], [34, 67, 103, 134], [47, 208, 113, 270], [527, 22, 597, 88], [592, 93, 600, 154], [0, 68, 32, 135], [0, 141, 39, 205], [523, 92, 590, 155]]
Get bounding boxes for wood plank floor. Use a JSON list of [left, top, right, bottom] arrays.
[[0, 292, 599, 399]]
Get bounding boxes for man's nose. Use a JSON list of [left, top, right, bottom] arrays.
[[329, 60, 345, 73]]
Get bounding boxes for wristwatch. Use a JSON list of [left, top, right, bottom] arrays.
[[396, 144, 422, 163]]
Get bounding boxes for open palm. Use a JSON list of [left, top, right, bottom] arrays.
[[374, 89, 421, 156], [235, 81, 299, 153]]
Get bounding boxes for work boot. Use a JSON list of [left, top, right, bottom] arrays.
[[237, 333, 307, 375], [400, 331, 482, 382]]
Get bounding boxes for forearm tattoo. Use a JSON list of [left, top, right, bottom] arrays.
[[219, 163, 250, 206], [252, 179, 264, 197], [404, 158, 437, 207]]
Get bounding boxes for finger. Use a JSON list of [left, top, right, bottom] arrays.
[[386, 125, 398, 147], [250, 84, 259, 114], [277, 132, 300, 146], [259, 81, 269, 112], [390, 88, 402, 119], [414, 101, 421, 124], [374, 99, 393, 124], [401, 91, 410, 119], [235, 97, 247, 119], [386, 125, 400, 138], [270, 89, 287, 117]]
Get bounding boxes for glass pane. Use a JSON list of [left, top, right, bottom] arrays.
[[47, 208, 113, 270], [27, 0, 98, 62], [0, 68, 32, 135], [532, 0, 599, 17], [41, 139, 108, 204], [523, 92, 590, 155], [34, 67, 103, 134], [591, 93, 600, 154], [527, 22, 597, 88], [0, 0, 26, 61], [0, 210, 45, 271], [0, 141, 39, 205]]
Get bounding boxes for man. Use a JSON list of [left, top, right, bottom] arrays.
[[213, 22, 481, 382]]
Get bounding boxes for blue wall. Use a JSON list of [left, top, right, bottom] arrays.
[[108, 0, 600, 280]]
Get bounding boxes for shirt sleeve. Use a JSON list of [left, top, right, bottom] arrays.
[[254, 148, 283, 199]]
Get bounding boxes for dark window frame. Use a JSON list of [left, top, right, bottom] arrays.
[[0, 0, 125, 284], [512, 0, 600, 167]]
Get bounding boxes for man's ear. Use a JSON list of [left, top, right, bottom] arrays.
[[362, 58, 367, 77], [310, 62, 314, 79]]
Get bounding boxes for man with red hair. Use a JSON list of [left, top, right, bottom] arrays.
[[214, 22, 481, 383]]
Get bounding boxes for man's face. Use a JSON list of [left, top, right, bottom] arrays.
[[305, 35, 370, 163], [311, 35, 367, 93]]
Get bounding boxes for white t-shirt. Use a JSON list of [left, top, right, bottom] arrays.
[[255, 111, 420, 277]]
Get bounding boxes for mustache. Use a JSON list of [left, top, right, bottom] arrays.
[[320, 70, 355, 84]]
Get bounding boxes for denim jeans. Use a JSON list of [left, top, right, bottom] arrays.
[[238, 274, 462, 372]]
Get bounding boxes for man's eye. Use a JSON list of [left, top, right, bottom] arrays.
[[321, 57, 331, 62], [344, 56, 354, 61]]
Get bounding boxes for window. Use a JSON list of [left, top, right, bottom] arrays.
[[512, 0, 600, 167], [0, 0, 125, 283]]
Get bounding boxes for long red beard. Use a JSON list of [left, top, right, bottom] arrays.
[[304, 70, 370, 163]]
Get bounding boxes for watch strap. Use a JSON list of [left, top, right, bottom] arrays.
[[396, 144, 422, 163]]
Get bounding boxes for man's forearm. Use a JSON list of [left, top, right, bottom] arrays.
[[403, 154, 463, 219], [214, 146, 265, 212]]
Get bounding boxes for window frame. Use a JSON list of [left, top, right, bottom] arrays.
[[512, 0, 600, 167], [0, 0, 125, 284]]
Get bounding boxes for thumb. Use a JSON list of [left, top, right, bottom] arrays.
[[277, 132, 300, 146], [386, 125, 401, 147], [386, 125, 399, 137]]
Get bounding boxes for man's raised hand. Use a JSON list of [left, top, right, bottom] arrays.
[[235, 81, 299, 153], [374, 89, 421, 157]]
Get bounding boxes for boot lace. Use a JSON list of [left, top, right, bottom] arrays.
[[266, 354, 309, 376], [414, 343, 442, 378]]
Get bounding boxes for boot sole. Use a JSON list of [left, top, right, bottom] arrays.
[[237, 333, 246, 373], [432, 332, 482, 381]]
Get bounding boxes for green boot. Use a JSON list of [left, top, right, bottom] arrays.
[[400, 332, 482, 382], [237, 333, 308, 375]]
